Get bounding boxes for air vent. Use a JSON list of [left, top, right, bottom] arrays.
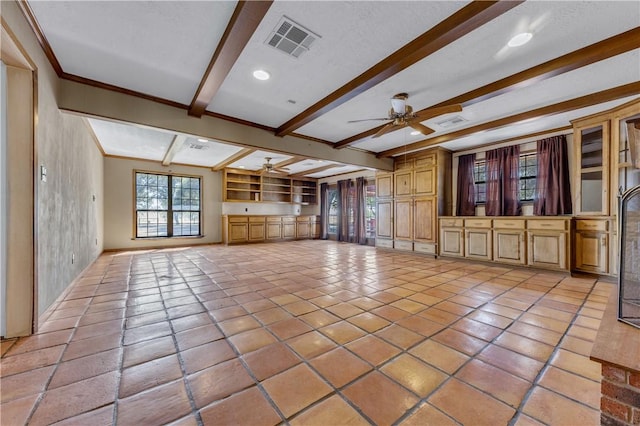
[[266, 16, 320, 58], [436, 115, 467, 128], [188, 143, 208, 150]]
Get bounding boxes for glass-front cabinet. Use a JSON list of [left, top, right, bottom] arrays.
[[573, 118, 609, 215]]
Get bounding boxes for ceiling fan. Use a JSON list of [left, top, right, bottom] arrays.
[[348, 93, 462, 138], [261, 157, 290, 175]]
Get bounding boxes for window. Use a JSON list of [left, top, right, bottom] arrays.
[[473, 153, 537, 204], [135, 172, 201, 238], [327, 186, 338, 235], [519, 153, 537, 202], [473, 161, 486, 204], [365, 180, 376, 239]]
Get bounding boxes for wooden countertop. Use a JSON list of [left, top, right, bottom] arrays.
[[590, 288, 640, 373]]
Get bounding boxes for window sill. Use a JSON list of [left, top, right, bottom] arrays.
[[131, 235, 204, 241]]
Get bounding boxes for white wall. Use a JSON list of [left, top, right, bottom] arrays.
[[103, 157, 223, 250]]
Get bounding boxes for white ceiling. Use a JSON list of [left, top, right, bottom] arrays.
[[26, 0, 640, 178]]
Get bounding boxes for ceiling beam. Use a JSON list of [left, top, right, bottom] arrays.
[[378, 81, 640, 158], [274, 1, 523, 137], [289, 164, 342, 178], [161, 135, 188, 166], [211, 147, 255, 171], [188, 1, 273, 118], [335, 26, 640, 149], [274, 156, 305, 169]]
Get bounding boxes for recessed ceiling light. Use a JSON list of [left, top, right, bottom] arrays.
[[508, 32, 532, 47], [410, 131, 421, 136], [197, 138, 208, 143], [238, 165, 245, 169], [253, 69, 270, 80]]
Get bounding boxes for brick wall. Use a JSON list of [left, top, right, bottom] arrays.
[[601, 364, 640, 425]]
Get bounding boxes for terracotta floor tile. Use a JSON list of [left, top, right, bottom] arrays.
[[513, 413, 547, 426], [308, 295, 341, 308], [477, 344, 544, 382], [117, 379, 192, 426], [434, 301, 475, 316], [119, 354, 182, 398], [481, 302, 523, 319], [574, 315, 601, 330], [567, 324, 598, 341], [181, 339, 236, 374], [242, 298, 277, 314], [506, 321, 563, 346], [451, 317, 501, 341], [270, 294, 302, 306], [6, 329, 73, 356], [456, 359, 530, 407], [294, 289, 325, 300], [217, 314, 261, 336], [62, 332, 121, 362], [429, 378, 515, 426], [171, 312, 213, 332], [125, 310, 168, 329], [371, 305, 412, 322], [407, 292, 443, 307], [432, 328, 487, 356], [494, 332, 555, 362], [291, 396, 370, 426], [399, 402, 459, 426], [262, 364, 332, 418], [349, 297, 384, 311], [538, 366, 600, 409], [550, 349, 601, 381], [381, 354, 447, 397], [326, 302, 365, 319], [342, 371, 419, 425], [0, 345, 65, 377], [346, 335, 401, 367], [299, 310, 341, 328], [268, 318, 313, 340], [409, 340, 469, 374], [49, 348, 121, 389], [122, 335, 176, 369], [242, 342, 300, 381], [347, 312, 390, 333], [0, 393, 40, 426], [319, 321, 366, 345], [228, 328, 277, 354], [467, 310, 513, 329], [287, 331, 337, 359], [390, 299, 428, 314], [123, 321, 171, 345], [253, 307, 292, 325], [522, 386, 599, 425], [188, 358, 254, 408], [28, 371, 118, 426], [310, 347, 372, 387], [396, 315, 445, 337], [200, 386, 281, 426], [174, 324, 223, 351], [418, 308, 460, 325], [209, 305, 246, 322], [0, 366, 54, 404], [376, 324, 424, 350], [53, 405, 114, 426], [519, 312, 569, 334], [559, 335, 593, 356], [37, 316, 81, 333]]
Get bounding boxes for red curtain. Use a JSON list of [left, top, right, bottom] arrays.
[[456, 153, 476, 216], [534, 135, 572, 215], [485, 145, 521, 216]]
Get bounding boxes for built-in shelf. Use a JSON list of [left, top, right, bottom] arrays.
[[223, 169, 317, 204]]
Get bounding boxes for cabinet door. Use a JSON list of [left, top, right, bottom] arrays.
[[414, 167, 436, 196], [493, 229, 526, 265], [575, 231, 608, 273], [376, 200, 393, 239], [394, 199, 413, 241], [248, 223, 265, 241], [574, 121, 609, 215], [440, 227, 464, 257], [394, 170, 412, 197], [266, 222, 282, 240], [413, 197, 436, 242], [465, 228, 492, 260], [376, 173, 393, 198], [528, 231, 567, 270], [228, 223, 248, 243], [282, 223, 296, 239], [296, 222, 310, 239]]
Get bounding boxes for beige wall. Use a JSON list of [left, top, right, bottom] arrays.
[[104, 157, 223, 250]]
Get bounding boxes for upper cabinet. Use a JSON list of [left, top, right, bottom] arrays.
[[573, 118, 610, 215], [223, 169, 317, 204]]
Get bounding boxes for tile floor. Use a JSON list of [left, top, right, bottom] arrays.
[[0, 240, 611, 425]]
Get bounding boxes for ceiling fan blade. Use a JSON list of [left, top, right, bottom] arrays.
[[409, 122, 435, 136], [348, 118, 390, 123], [414, 104, 463, 120], [373, 122, 400, 139]]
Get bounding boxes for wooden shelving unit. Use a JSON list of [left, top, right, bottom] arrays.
[[223, 169, 317, 204]]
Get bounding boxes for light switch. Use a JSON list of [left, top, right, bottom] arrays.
[[40, 165, 47, 182]]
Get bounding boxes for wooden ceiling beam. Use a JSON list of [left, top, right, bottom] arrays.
[[289, 164, 341, 178], [188, 1, 273, 118], [274, 156, 305, 169], [274, 0, 522, 137], [336, 26, 640, 149], [211, 147, 255, 171], [161, 135, 188, 166], [378, 81, 640, 158]]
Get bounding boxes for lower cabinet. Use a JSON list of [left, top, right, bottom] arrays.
[[282, 217, 296, 239], [223, 215, 318, 244], [574, 218, 610, 274], [227, 217, 248, 244], [249, 217, 266, 241], [394, 198, 413, 250], [464, 219, 492, 261], [528, 231, 567, 270], [493, 219, 526, 265], [266, 218, 282, 240]]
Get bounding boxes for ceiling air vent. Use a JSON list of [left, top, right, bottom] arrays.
[[188, 143, 208, 150], [266, 16, 320, 58], [436, 115, 467, 129]]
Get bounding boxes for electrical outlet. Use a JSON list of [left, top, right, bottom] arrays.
[[40, 165, 47, 182]]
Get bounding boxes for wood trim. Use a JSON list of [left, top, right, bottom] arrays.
[[289, 164, 341, 178], [453, 126, 572, 155], [161, 135, 187, 166], [1, 17, 37, 70], [188, 1, 273, 117], [274, 1, 522, 137], [211, 148, 254, 171], [378, 82, 640, 158], [274, 156, 304, 169], [16, 0, 61, 75], [336, 26, 640, 149]]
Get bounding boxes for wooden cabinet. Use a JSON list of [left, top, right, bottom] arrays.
[[296, 216, 310, 239], [574, 218, 610, 274], [223, 215, 318, 244], [262, 176, 292, 203], [439, 218, 464, 257], [493, 219, 526, 265], [223, 169, 317, 204], [376, 200, 393, 249], [573, 119, 610, 216], [414, 167, 436, 196], [248, 217, 266, 241], [394, 198, 413, 241], [376, 173, 393, 198], [282, 217, 296, 239], [394, 170, 412, 197], [292, 180, 317, 205], [413, 197, 437, 254], [266, 217, 282, 240], [527, 219, 569, 270], [226, 217, 248, 243], [224, 171, 261, 202], [464, 219, 492, 261]]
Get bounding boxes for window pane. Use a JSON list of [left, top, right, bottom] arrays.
[[174, 211, 200, 236]]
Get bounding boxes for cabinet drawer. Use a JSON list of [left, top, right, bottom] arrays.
[[282, 216, 296, 223], [493, 219, 525, 229], [249, 216, 265, 223], [296, 216, 311, 222], [376, 238, 394, 249], [576, 219, 608, 231], [415, 154, 436, 168], [266, 216, 282, 222], [228, 216, 248, 223], [414, 242, 436, 254], [464, 219, 492, 228], [440, 218, 463, 227], [527, 219, 568, 231], [394, 240, 413, 251]]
